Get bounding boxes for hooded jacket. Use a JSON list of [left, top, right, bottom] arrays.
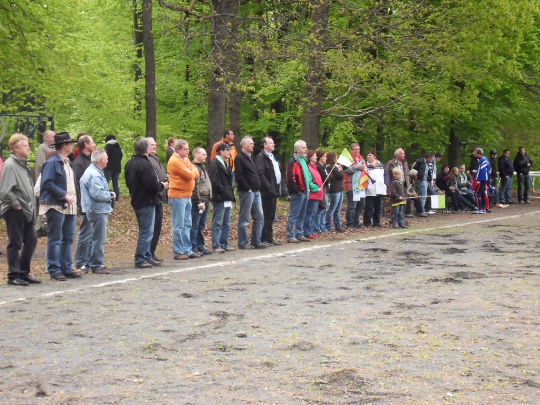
[[0, 154, 36, 223], [104, 139, 123, 173]]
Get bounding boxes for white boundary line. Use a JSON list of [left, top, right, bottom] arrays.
[[1, 210, 538, 307]]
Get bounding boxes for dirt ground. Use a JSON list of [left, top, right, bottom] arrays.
[[0, 199, 539, 404]]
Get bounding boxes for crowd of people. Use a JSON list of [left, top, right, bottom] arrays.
[[0, 130, 534, 286]]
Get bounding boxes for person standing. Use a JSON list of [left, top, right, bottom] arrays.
[[343, 143, 366, 228], [388, 167, 407, 228], [0, 133, 40, 286], [209, 143, 236, 253], [324, 152, 345, 232], [314, 150, 329, 234], [79, 150, 114, 274], [286, 140, 319, 243], [165, 137, 177, 162], [40, 132, 82, 281], [363, 151, 388, 227], [167, 139, 201, 260], [235, 136, 266, 250], [498, 149, 514, 204], [210, 130, 237, 184], [125, 138, 167, 268], [72, 134, 96, 272], [473, 148, 490, 214], [255, 136, 283, 246], [103, 134, 123, 203], [303, 150, 324, 239], [35, 130, 55, 177], [413, 153, 433, 214], [514, 146, 533, 204], [146, 137, 168, 263], [191, 147, 213, 255]]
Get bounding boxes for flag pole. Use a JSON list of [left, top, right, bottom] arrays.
[[322, 162, 338, 187]]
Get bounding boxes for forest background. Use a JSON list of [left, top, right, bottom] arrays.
[[2, 0, 540, 170]]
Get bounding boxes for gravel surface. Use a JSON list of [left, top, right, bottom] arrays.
[[1, 206, 539, 404]]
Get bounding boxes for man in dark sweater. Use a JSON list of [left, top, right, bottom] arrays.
[[498, 149, 514, 204], [191, 147, 213, 255], [513, 147, 533, 204], [125, 138, 167, 268], [234, 136, 266, 250]]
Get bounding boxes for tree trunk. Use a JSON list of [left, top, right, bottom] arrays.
[[207, 0, 238, 147], [301, 0, 330, 149], [133, 0, 143, 117], [227, 1, 241, 140], [142, 0, 156, 139], [448, 126, 461, 169]]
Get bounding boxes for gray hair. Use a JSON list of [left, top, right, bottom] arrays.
[[394, 148, 404, 157], [193, 147, 206, 156], [294, 140, 306, 153], [91, 149, 107, 163], [240, 136, 253, 146], [174, 139, 188, 150], [133, 138, 148, 155]]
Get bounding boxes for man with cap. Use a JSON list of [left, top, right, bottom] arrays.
[[208, 143, 236, 252], [40, 132, 82, 281]]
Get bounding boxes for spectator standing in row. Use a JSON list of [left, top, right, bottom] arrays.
[[0, 134, 40, 286], [304, 150, 324, 239], [413, 153, 433, 214], [34, 129, 55, 235], [498, 149, 514, 204], [191, 147, 213, 255], [489, 150, 499, 206], [514, 146, 533, 204], [363, 151, 388, 227], [147, 137, 168, 263], [79, 150, 114, 274], [324, 152, 345, 232], [40, 132, 81, 281], [388, 167, 407, 228], [235, 136, 266, 250], [314, 150, 329, 234], [343, 143, 365, 229], [125, 138, 167, 268], [72, 134, 95, 272], [255, 136, 283, 246], [165, 137, 176, 162], [104, 134, 122, 203], [210, 130, 237, 185], [167, 139, 201, 260], [209, 143, 235, 253], [473, 148, 490, 214]]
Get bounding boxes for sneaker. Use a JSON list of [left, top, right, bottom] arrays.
[[135, 261, 154, 268], [416, 213, 428, 217], [486, 209, 492, 213], [213, 248, 226, 253], [224, 247, 237, 252], [426, 210, 436, 214], [525, 200, 532, 204], [307, 234, 318, 239], [405, 214, 415, 218]]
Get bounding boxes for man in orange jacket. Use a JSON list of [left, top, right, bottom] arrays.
[[167, 139, 201, 260]]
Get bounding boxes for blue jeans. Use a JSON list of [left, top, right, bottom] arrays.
[[75, 213, 93, 268], [391, 204, 405, 226], [286, 192, 308, 240], [345, 191, 364, 227], [417, 180, 428, 211], [191, 202, 209, 252], [45, 209, 76, 276], [314, 194, 327, 233], [304, 199, 320, 236], [517, 173, 530, 202], [86, 211, 108, 270], [326, 191, 343, 230], [170, 197, 193, 256], [211, 202, 231, 249], [499, 175, 513, 203], [134, 205, 155, 264], [104, 170, 120, 201], [237, 190, 264, 247]]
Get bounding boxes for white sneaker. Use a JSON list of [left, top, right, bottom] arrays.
[[427, 210, 436, 214]]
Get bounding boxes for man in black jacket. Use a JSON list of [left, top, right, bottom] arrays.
[[208, 143, 235, 253], [513, 147, 533, 204], [234, 136, 266, 250], [125, 138, 167, 268], [255, 137, 283, 246], [72, 134, 95, 272], [498, 149, 514, 204]]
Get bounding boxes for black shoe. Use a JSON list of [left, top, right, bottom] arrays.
[[270, 241, 283, 246], [399, 224, 409, 228], [147, 258, 162, 266], [50, 272, 67, 281], [254, 244, 268, 249], [336, 228, 346, 233], [8, 277, 29, 286], [239, 245, 254, 250], [21, 275, 42, 284], [525, 200, 531, 204], [201, 248, 213, 255], [135, 261, 153, 268], [64, 272, 82, 279], [92, 268, 111, 274]]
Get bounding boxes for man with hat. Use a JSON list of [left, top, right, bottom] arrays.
[[208, 143, 236, 252], [40, 132, 82, 281]]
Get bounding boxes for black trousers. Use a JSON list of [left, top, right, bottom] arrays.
[[261, 194, 277, 243], [4, 209, 37, 279], [363, 195, 383, 226], [150, 203, 163, 255]]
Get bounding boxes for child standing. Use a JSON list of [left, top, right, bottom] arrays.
[[389, 167, 408, 228]]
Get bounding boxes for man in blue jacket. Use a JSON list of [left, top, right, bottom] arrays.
[[40, 132, 82, 281], [80, 150, 114, 274]]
